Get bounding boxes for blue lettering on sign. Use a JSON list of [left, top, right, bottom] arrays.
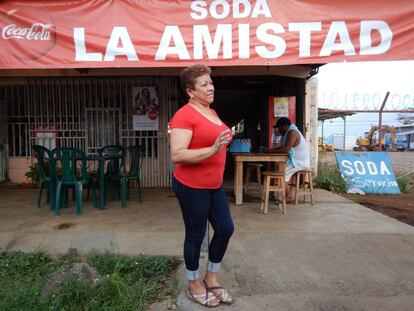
[[335, 152, 400, 194]]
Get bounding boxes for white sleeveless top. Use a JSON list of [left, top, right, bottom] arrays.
[[292, 129, 310, 168]]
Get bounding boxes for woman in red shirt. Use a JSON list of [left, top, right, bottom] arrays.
[[170, 64, 234, 307]]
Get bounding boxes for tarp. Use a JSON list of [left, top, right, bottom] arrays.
[[1, 0, 413, 69]]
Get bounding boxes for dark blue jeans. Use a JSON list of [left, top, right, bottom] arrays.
[[172, 176, 234, 274]]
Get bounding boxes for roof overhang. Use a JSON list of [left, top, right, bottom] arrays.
[[318, 109, 356, 121], [0, 64, 315, 79]]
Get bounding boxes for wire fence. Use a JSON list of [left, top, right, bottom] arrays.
[[320, 91, 414, 111], [318, 112, 414, 152]]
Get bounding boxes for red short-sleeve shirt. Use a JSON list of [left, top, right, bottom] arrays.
[[170, 104, 230, 189]]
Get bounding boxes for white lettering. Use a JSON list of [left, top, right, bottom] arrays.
[[256, 23, 286, 58], [288, 22, 321, 57], [366, 161, 378, 175], [353, 176, 365, 188], [252, 0, 272, 18], [2, 23, 53, 40], [104, 27, 138, 61], [74, 28, 102, 61], [320, 21, 356, 56], [342, 159, 392, 177], [210, 0, 230, 19], [194, 24, 232, 59], [190, 1, 208, 20], [190, 0, 271, 19], [155, 26, 190, 60], [238, 24, 250, 58], [342, 160, 354, 175], [360, 21, 392, 55], [380, 161, 391, 175], [233, 0, 251, 18], [354, 160, 366, 175]]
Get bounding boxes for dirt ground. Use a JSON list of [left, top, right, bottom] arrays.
[[343, 187, 414, 226]]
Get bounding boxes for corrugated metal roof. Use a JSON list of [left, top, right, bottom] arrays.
[[318, 109, 355, 121]]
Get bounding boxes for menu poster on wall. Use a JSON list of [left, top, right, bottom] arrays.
[[273, 97, 289, 117], [132, 87, 159, 131]]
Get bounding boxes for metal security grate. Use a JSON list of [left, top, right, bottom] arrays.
[[0, 98, 7, 181], [1, 77, 178, 187]]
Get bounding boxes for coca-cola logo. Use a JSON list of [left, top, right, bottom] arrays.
[[1, 7, 57, 61], [2, 23, 54, 40]]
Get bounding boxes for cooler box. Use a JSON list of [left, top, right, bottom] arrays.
[[229, 139, 251, 153]]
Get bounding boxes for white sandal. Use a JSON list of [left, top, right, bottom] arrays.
[[186, 287, 220, 308], [203, 280, 233, 304]]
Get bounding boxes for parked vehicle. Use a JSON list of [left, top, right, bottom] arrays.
[[318, 137, 334, 152], [354, 126, 397, 151], [394, 134, 408, 151]]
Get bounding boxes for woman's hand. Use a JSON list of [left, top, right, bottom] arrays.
[[171, 128, 232, 164], [212, 129, 233, 154]]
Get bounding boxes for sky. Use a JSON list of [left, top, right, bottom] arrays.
[[315, 60, 414, 145], [317, 60, 414, 111]]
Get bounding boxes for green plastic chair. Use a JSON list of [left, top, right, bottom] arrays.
[[99, 145, 124, 176], [32, 145, 52, 209], [98, 145, 124, 201], [109, 145, 143, 208], [50, 147, 97, 215]]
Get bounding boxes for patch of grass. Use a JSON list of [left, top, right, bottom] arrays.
[[397, 176, 413, 193], [0, 251, 179, 311], [314, 163, 347, 193]]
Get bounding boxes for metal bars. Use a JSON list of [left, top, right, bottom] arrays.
[[0, 76, 178, 187], [0, 96, 7, 181]]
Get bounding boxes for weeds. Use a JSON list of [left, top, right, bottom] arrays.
[[314, 163, 347, 193], [0, 251, 178, 311], [397, 176, 413, 193]]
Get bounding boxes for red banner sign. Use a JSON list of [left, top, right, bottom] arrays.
[[1, 0, 413, 69]]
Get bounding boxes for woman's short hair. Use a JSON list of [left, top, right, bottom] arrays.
[[180, 64, 211, 96]]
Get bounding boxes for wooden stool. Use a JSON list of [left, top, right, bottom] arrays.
[[244, 163, 263, 194], [260, 171, 286, 215], [293, 170, 315, 205]]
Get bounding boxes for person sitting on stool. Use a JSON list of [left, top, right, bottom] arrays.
[[264, 117, 310, 201]]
